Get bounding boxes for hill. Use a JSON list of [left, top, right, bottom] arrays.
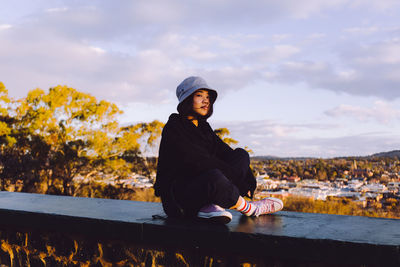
[[369, 150, 400, 159], [251, 155, 315, 161], [252, 150, 400, 161]]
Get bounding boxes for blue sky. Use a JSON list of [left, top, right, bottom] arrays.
[[1, 0, 400, 157]]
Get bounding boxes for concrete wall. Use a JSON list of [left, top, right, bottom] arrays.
[[0, 191, 399, 267]]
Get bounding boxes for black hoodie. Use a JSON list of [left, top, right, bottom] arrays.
[[154, 113, 256, 217], [154, 113, 237, 198]]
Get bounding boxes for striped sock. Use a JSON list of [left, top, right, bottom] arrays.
[[236, 199, 256, 216]]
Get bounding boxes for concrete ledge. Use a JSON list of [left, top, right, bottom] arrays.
[[0, 191, 399, 266]]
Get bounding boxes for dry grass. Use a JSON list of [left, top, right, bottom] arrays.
[[281, 195, 400, 219]]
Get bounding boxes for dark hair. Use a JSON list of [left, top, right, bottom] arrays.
[[177, 91, 214, 120]]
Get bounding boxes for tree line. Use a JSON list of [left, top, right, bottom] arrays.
[[251, 157, 400, 183]]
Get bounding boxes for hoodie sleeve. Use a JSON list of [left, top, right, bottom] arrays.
[[161, 120, 237, 181]]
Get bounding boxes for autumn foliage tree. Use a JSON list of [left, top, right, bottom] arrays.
[[0, 83, 164, 194]]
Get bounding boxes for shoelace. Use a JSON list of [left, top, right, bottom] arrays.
[[255, 199, 274, 216]]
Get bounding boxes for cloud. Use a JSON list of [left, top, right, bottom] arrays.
[[351, 41, 400, 65], [45, 7, 69, 13], [0, 18, 275, 103], [0, 24, 12, 30], [214, 119, 400, 157], [0, 18, 263, 102], [279, 133, 400, 158], [325, 101, 400, 124], [2, 0, 400, 104], [243, 45, 301, 65], [271, 36, 400, 99], [306, 33, 327, 40], [343, 26, 379, 35], [271, 34, 291, 42], [215, 119, 334, 136], [22, 1, 345, 41], [0, 26, 176, 102], [350, 0, 400, 10], [2, 0, 400, 157]]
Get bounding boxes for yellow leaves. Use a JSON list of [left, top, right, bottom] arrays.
[[214, 127, 230, 138], [0, 121, 11, 136], [223, 137, 239, 146], [87, 130, 110, 157], [120, 120, 164, 153], [16, 85, 124, 149], [215, 127, 254, 153], [2, 83, 164, 183], [244, 146, 254, 155], [26, 88, 45, 105], [0, 82, 10, 102], [47, 85, 77, 109], [0, 82, 10, 116], [214, 127, 239, 146], [0, 81, 6, 93], [102, 121, 119, 132], [116, 127, 141, 152], [95, 100, 122, 120], [0, 82, 14, 146], [103, 158, 131, 174], [42, 85, 122, 126], [140, 120, 164, 146]]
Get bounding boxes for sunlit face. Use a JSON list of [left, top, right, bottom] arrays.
[[192, 89, 210, 117]]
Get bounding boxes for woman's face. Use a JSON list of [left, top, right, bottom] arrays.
[[192, 89, 210, 117]]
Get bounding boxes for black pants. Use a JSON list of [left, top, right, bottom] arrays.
[[173, 148, 255, 218]]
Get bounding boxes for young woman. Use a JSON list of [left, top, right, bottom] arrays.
[[154, 76, 283, 223]]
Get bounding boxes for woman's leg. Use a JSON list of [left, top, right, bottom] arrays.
[[225, 149, 284, 216], [173, 169, 240, 217], [223, 148, 257, 197], [172, 168, 284, 218], [224, 148, 250, 179]]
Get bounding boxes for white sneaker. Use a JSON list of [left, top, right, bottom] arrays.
[[197, 204, 232, 224], [249, 197, 284, 217]]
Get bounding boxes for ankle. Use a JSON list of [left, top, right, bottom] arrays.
[[235, 198, 256, 216]]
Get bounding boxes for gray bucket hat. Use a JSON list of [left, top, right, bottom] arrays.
[[176, 76, 217, 104]]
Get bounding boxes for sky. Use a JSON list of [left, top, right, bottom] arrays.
[[1, 0, 400, 158]]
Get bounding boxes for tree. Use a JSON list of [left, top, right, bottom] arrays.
[[0, 82, 23, 190], [0, 82, 13, 143], [0, 83, 167, 195], [15, 86, 123, 194], [117, 120, 164, 176]]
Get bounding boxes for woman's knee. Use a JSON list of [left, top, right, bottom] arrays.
[[227, 148, 250, 169], [202, 169, 230, 185], [202, 169, 240, 207]]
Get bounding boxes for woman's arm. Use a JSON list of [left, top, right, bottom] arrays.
[[163, 123, 236, 180]]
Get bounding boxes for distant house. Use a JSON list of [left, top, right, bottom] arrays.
[[351, 160, 371, 178], [287, 176, 301, 183], [364, 192, 383, 201], [360, 184, 387, 197], [353, 168, 369, 178], [387, 182, 400, 193], [347, 179, 365, 190]]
